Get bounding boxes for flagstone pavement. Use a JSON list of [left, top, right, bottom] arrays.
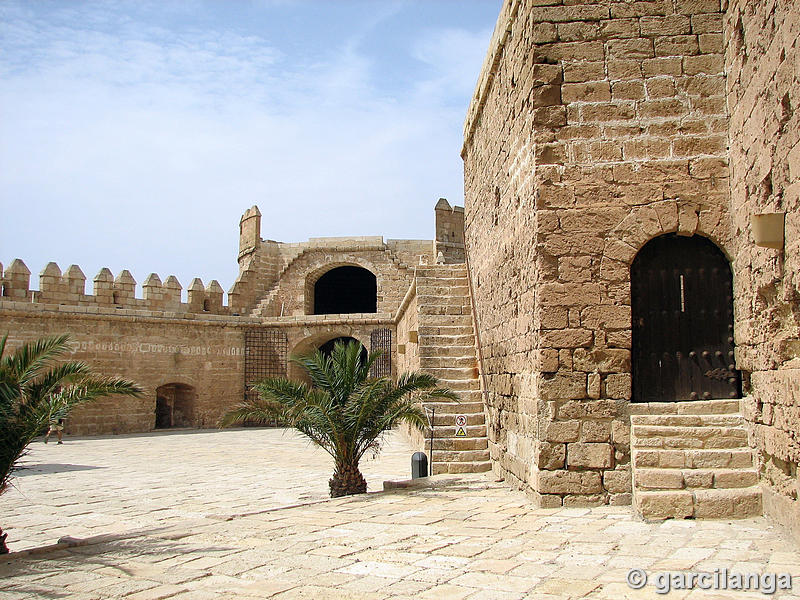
[[2, 428, 799, 599]]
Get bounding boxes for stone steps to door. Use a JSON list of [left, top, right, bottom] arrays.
[[630, 400, 761, 520]]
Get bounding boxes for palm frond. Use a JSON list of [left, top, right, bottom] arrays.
[[0, 334, 142, 498]]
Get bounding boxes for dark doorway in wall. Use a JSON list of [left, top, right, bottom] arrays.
[[318, 337, 368, 363], [154, 383, 196, 429], [631, 234, 740, 403], [313, 266, 377, 314]]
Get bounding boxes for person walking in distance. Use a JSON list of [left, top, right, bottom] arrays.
[[45, 418, 65, 444]]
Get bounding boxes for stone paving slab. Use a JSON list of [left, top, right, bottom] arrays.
[[2, 430, 800, 599], [1, 428, 418, 552]]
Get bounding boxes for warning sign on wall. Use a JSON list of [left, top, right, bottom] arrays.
[[455, 415, 467, 427], [455, 426, 467, 437]]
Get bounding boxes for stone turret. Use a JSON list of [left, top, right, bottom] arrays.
[[143, 273, 163, 306], [114, 270, 136, 305], [239, 205, 261, 257], [205, 280, 224, 312], [188, 278, 205, 312], [434, 198, 466, 264], [65, 265, 86, 297], [5, 259, 31, 300], [93, 268, 114, 304], [163, 275, 182, 309]]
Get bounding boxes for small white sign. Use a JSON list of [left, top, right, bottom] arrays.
[[455, 426, 467, 438], [455, 415, 467, 427]]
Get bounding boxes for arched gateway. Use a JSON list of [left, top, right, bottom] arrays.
[[631, 234, 740, 403]]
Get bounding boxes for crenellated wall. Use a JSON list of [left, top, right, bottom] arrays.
[[0, 259, 229, 315], [0, 201, 448, 437], [725, 0, 800, 540]]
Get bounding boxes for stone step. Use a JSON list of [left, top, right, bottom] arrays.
[[631, 414, 744, 427], [634, 467, 759, 490], [419, 345, 477, 358], [432, 437, 489, 451], [419, 334, 475, 346], [635, 487, 762, 520], [416, 266, 467, 277], [416, 286, 470, 297], [629, 399, 741, 416], [432, 461, 492, 475], [419, 305, 470, 316], [418, 315, 473, 327], [431, 412, 485, 426], [429, 401, 485, 414], [435, 379, 480, 391], [429, 449, 492, 462], [417, 293, 471, 305], [420, 356, 477, 368], [633, 448, 755, 469], [430, 424, 487, 438], [423, 367, 480, 381], [632, 425, 748, 449], [418, 325, 474, 337]]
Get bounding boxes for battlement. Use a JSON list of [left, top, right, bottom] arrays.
[[0, 259, 232, 315]]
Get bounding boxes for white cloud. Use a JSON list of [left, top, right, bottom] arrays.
[[0, 1, 496, 294]]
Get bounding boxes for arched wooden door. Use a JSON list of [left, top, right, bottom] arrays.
[[631, 234, 740, 403]]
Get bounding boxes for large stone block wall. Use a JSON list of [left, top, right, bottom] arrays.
[[264, 245, 416, 318], [462, 0, 732, 506], [725, 0, 800, 539], [0, 306, 245, 435]]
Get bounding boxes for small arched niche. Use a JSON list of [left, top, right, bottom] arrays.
[[154, 383, 196, 429], [311, 266, 377, 315]]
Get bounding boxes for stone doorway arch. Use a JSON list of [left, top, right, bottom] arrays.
[[631, 234, 739, 403], [154, 383, 196, 429], [288, 334, 369, 384], [311, 266, 377, 315]]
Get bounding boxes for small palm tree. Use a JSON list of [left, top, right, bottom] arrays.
[[0, 334, 142, 553], [221, 340, 456, 497]]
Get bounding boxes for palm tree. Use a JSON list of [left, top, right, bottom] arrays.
[[0, 334, 142, 553], [221, 340, 457, 497]]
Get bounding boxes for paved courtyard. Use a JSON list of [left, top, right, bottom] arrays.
[[2, 429, 799, 599]]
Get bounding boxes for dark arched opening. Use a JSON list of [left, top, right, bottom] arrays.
[[155, 383, 196, 429], [313, 266, 377, 315], [318, 336, 368, 362], [631, 234, 740, 403]]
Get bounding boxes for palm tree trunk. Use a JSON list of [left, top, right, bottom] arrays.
[[0, 527, 9, 554], [329, 462, 367, 497]]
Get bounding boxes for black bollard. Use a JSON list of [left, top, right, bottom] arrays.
[[411, 451, 428, 479]]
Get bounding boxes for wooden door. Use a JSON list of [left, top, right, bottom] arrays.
[[631, 234, 740, 403]]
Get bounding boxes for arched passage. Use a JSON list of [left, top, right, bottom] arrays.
[[631, 234, 739, 403], [155, 383, 196, 429], [312, 266, 377, 315], [288, 336, 368, 384]]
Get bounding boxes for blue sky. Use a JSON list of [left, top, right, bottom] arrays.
[[0, 0, 500, 294]]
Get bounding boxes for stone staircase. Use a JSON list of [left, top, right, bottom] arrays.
[[415, 264, 491, 474], [631, 399, 762, 520]]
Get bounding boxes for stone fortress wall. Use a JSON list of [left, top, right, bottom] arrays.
[[462, 0, 798, 537], [725, 0, 800, 539], [0, 202, 459, 433]]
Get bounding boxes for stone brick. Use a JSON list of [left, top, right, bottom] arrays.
[[545, 420, 581, 442], [603, 469, 632, 493], [537, 470, 603, 494], [564, 81, 612, 103], [537, 442, 567, 469], [567, 442, 614, 468]]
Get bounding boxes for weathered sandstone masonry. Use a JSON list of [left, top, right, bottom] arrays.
[[725, 0, 800, 537], [463, 0, 745, 509], [0, 201, 490, 474]]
